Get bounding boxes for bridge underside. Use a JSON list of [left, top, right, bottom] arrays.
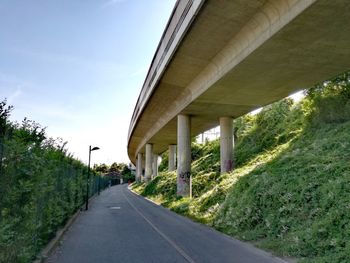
[[128, 0, 350, 164]]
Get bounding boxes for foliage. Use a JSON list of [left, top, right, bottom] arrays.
[[131, 72, 350, 263], [94, 163, 109, 173], [0, 101, 108, 263], [158, 151, 168, 172], [233, 98, 304, 166], [215, 122, 350, 262], [305, 71, 350, 125], [121, 165, 134, 182], [109, 162, 121, 173], [93, 162, 135, 183], [142, 171, 177, 201]]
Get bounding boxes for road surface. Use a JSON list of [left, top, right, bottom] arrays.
[[47, 185, 288, 263]]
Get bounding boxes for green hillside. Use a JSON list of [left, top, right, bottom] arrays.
[[132, 72, 350, 263]]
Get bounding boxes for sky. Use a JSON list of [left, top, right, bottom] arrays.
[[0, 0, 176, 166], [198, 90, 305, 143]]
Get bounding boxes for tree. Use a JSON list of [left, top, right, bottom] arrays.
[[121, 164, 134, 182], [109, 162, 121, 173], [0, 99, 13, 178], [94, 163, 109, 173]]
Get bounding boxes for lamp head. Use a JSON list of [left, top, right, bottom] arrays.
[[91, 146, 100, 151]]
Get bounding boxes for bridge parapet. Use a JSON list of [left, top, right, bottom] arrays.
[[128, 0, 205, 145], [128, 0, 350, 196]]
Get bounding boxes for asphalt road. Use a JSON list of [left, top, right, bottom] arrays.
[[47, 185, 288, 263]]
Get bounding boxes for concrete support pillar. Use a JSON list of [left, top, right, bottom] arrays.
[[220, 117, 234, 173], [168, 144, 176, 171], [141, 154, 145, 182], [177, 114, 191, 197], [137, 153, 142, 182], [152, 154, 158, 179], [145, 144, 153, 182]]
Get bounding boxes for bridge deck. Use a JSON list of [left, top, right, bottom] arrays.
[[128, 0, 350, 163]]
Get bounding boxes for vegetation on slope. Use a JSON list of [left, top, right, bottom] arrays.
[[132, 72, 350, 263], [0, 101, 109, 263]]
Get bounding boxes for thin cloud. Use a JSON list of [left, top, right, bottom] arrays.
[[7, 87, 22, 105], [31, 105, 77, 121], [5, 47, 127, 76], [0, 71, 32, 89], [101, 0, 126, 9], [128, 64, 148, 77], [0, 72, 35, 105]]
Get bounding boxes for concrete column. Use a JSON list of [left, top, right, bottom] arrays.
[[177, 114, 192, 197], [145, 143, 153, 182], [137, 153, 142, 182], [220, 117, 234, 173], [141, 154, 145, 182], [168, 144, 176, 171], [152, 154, 158, 179]]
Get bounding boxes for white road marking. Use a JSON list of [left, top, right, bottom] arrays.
[[122, 188, 197, 263]]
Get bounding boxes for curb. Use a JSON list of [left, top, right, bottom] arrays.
[[127, 185, 295, 263], [33, 209, 81, 263], [128, 185, 160, 206], [33, 194, 98, 263]]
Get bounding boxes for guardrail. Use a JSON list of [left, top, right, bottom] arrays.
[[127, 0, 205, 146]]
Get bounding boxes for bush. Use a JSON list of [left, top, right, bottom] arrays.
[[158, 151, 169, 172], [0, 101, 107, 263], [305, 72, 350, 125]]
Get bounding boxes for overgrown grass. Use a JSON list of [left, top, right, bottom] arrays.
[[132, 72, 350, 263], [215, 122, 350, 262]]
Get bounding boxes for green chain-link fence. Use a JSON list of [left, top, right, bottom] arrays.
[[0, 102, 110, 263]]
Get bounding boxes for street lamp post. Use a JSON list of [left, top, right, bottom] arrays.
[[98, 175, 101, 195], [85, 145, 100, 211]]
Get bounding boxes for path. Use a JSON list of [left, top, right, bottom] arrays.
[[47, 185, 287, 263]]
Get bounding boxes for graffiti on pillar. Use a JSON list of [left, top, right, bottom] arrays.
[[225, 160, 234, 171], [179, 171, 191, 182]]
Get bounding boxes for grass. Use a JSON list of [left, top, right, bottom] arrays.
[[131, 76, 350, 263], [215, 122, 350, 262]]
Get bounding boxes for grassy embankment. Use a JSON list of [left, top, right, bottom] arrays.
[[132, 73, 350, 263]]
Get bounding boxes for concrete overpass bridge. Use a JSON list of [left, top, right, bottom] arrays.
[[128, 0, 350, 196]]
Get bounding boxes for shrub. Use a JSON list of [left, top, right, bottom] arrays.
[[0, 101, 107, 263]]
